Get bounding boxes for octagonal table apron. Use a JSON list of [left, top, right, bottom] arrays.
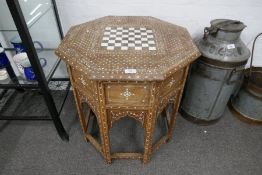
[[55, 16, 200, 164]]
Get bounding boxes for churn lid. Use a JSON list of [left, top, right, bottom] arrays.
[[210, 19, 246, 33]]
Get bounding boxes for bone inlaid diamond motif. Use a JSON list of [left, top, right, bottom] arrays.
[[101, 27, 156, 51]]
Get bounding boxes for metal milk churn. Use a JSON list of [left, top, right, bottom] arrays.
[[230, 33, 262, 124], [180, 19, 250, 122]]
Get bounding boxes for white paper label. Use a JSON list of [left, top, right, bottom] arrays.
[[124, 69, 137, 74], [227, 44, 235, 49]]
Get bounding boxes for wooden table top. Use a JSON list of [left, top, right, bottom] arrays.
[[56, 16, 200, 81]]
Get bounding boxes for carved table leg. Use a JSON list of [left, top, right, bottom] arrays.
[[166, 92, 181, 141], [167, 66, 189, 141], [67, 66, 88, 137], [74, 90, 88, 135], [143, 110, 157, 163], [143, 83, 157, 164], [98, 82, 112, 164]]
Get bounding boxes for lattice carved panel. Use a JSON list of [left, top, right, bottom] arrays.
[[108, 110, 147, 129]]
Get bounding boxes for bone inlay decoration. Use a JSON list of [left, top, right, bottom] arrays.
[[120, 88, 134, 100], [168, 78, 176, 87], [79, 75, 87, 85]]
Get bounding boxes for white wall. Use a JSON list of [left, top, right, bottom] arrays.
[[56, 0, 262, 66]]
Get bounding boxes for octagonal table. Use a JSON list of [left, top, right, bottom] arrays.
[[56, 16, 200, 164]]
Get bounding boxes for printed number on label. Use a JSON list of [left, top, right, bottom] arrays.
[[124, 69, 137, 74], [227, 44, 235, 49]]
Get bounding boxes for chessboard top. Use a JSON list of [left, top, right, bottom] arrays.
[[56, 16, 200, 81]]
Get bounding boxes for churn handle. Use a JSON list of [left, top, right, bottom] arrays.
[[249, 33, 262, 78], [204, 20, 244, 39]]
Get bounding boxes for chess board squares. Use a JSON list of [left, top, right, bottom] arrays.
[[101, 27, 156, 51]]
